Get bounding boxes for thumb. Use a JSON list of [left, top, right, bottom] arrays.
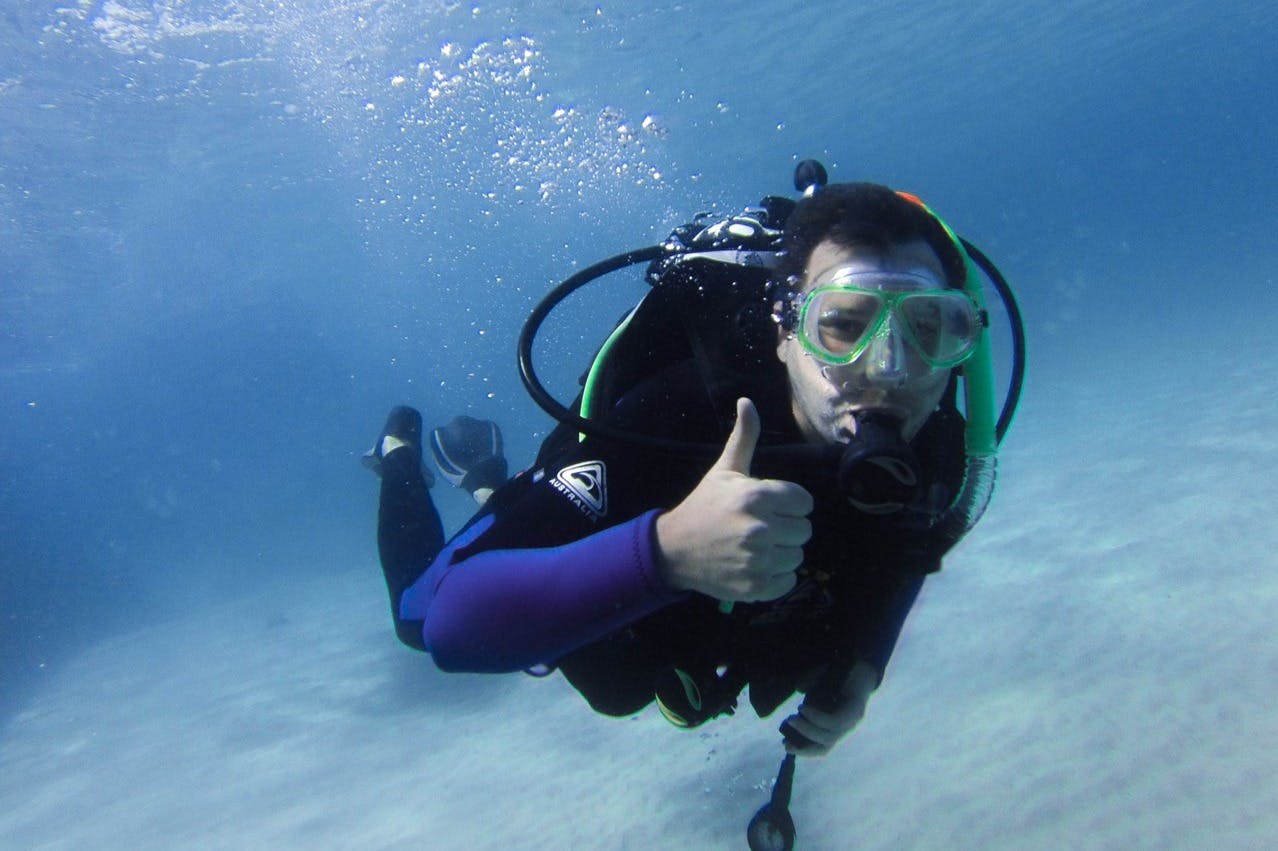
[[712, 398, 761, 475]]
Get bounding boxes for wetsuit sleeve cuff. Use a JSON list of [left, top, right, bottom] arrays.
[[636, 508, 687, 602]]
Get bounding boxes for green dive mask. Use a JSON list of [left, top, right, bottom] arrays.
[[796, 269, 985, 369]]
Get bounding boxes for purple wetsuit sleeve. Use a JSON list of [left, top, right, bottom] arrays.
[[398, 509, 684, 673]]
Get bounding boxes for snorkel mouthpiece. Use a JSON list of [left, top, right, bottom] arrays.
[[838, 412, 921, 514]]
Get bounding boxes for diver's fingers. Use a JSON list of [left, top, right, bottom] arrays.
[[747, 561, 799, 601], [764, 514, 812, 548], [750, 478, 815, 517]]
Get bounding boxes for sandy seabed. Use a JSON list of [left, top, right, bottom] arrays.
[[4, 363, 1277, 850]]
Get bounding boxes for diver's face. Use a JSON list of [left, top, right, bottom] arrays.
[[777, 238, 953, 445]]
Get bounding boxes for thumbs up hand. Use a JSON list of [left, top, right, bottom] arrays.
[[655, 398, 814, 602]]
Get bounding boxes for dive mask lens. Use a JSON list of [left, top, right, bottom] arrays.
[[896, 291, 982, 367], [800, 287, 884, 364]]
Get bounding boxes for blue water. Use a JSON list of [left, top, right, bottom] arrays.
[[2, 1, 1276, 846]]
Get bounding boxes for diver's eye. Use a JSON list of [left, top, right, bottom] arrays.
[[904, 301, 943, 350], [817, 308, 874, 348]]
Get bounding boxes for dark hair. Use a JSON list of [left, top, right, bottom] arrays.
[[777, 182, 967, 288]]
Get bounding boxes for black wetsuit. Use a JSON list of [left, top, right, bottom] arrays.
[[382, 358, 965, 723]]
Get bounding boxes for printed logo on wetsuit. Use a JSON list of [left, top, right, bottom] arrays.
[[551, 460, 608, 520]]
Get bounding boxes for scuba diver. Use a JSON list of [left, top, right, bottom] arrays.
[[365, 162, 1023, 778]]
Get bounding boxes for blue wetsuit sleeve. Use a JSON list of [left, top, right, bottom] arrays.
[[398, 509, 685, 673], [859, 572, 925, 684]]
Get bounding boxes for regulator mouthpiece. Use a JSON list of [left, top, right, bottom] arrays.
[[838, 412, 921, 514]]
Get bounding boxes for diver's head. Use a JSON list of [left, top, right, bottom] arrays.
[[772, 183, 981, 446], [775, 182, 967, 289]]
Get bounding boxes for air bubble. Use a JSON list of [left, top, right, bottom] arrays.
[[640, 113, 667, 138]]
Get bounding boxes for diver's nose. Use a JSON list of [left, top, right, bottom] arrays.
[[864, 318, 908, 386]]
